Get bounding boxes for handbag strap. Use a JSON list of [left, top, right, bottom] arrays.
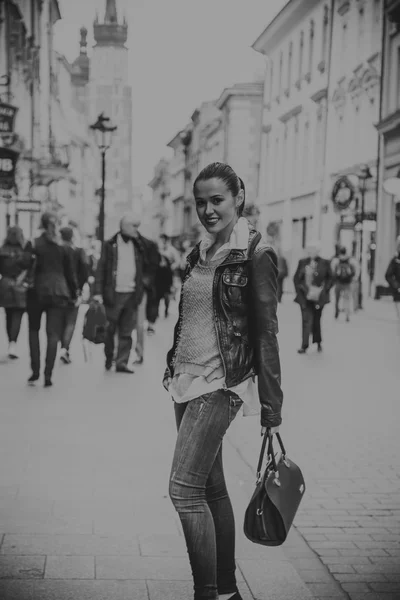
[[256, 431, 287, 483]]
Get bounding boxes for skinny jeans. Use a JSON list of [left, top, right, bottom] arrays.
[[169, 389, 243, 600]]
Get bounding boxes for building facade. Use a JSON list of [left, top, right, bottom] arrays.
[[0, 0, 63, 239], [253, 0, 383, 291], [89, 0, 133, 238], [375, 1, 400, 291], [149, 82, 264, 245]]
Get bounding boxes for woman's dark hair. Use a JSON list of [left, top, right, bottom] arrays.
[[193, 162, 246, 216], [3, 226, 24, 248]]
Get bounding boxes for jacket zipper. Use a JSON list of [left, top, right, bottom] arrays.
[[213, 264, 227, 389]]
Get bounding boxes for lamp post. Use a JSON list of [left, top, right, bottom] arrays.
[[90, 113, 117, 244], [356, 164, 373, 310]]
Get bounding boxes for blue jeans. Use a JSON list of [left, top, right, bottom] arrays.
[[169, 390, 243, 600]]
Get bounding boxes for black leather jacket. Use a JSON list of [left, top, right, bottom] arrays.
[[164, 228, 283, 428]]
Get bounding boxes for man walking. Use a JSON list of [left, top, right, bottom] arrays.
[[293, 241, 333, 354], [93, 215, 144, 373], [385, 235, 400, 305], [331, 246, 356, 322], [133, 226, 160, 363], [59, 226, 89, 364]]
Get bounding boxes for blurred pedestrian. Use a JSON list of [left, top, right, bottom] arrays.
[[293, 241, 333, 354], [133, 223, 161, 364], [276, 251, 288, 303], [385, 235, 400, 305], [159, 233, 180, 300], [93, 214, 144, 373], [26, 213, 78, 387], [331, 246, 356, 322], [163, 162, 283, 600], [154, 253, 173, 327], [0, 226, 32, 359], [59, 227, 89, 364]]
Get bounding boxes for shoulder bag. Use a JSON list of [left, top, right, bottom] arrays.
[[244, 431, 306, 546]]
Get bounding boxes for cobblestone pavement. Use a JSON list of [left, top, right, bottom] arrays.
[[0, 295, 398, 600], [227, 295, 400, 600]]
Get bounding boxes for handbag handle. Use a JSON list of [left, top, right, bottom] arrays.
[[256, 430, 287, 484]]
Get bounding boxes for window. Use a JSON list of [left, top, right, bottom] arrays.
[[287, 42, 293, 92], [321, 6, 329, 66], [269, 61, 274, 103], [308, 20, 314, 79], [302, 120, 310, 183], [358, 5, 365, 61], [397, 47, 400, 109], [298, 31, 304, 84]]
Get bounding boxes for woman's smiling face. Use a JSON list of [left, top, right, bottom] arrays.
[[194, 177, 243, 236]]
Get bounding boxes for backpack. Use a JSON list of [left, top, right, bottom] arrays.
[[335, 259, 355, 284], [82, 301, 108, 344]]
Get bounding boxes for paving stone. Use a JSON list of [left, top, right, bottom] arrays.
[[44, 556, 95, 579], [0, 555, 45, 579], [341, 582, 374, 593], [369, 582, 400, 592], [296, 569, 334, 583], [237, 559, 315, 599], [0, 579, 149, 600], [334, 573, 388, 583], [1, 534, 140, 556], [306, 583, 347, 597], [95, 555, 193, 580], [138, 533, 187, 557]]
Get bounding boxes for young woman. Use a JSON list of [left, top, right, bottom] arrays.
[[163, 162, 283, 600], [0, 226, 31, 358]]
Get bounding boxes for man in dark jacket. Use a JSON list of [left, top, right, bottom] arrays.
[[94, 214, 144, 373], [134, 230, 160, 363], [293, 241, 333, 354], [59, 226, 89, 364], [385, 235, 400, 302], [26, 212, 78, 387]]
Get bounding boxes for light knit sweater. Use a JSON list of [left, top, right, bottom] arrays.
[[174, 260, 224, 382]]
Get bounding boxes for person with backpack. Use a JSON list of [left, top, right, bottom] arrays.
[[163, 163, 283, 600], [59, 227, 89, 364], [331, 246, 356, 322]]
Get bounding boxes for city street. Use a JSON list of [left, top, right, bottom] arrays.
[[0, 295, 399, 600]]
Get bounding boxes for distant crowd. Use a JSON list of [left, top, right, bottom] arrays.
[[0, 212, 193, 386], [0, 214, 399, 384]]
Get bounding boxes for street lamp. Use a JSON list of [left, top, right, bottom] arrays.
[[90, 113, 117, 244], [356, 164, 373, 310]]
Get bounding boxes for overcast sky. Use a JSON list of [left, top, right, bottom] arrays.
[[55, 0, 288, 190]]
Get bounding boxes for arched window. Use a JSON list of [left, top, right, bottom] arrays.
[[308, 20, 314, 80], [287, 42, 293, 92]]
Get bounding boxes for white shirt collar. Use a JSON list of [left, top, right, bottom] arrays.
[[199, 217, 250, 263]]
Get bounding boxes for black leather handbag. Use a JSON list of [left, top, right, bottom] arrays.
[[244, 431, 306, 546]]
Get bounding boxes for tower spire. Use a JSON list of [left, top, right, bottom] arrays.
[[105, 0, 118, 24]]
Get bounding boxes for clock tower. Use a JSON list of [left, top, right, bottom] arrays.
[[90, 0, 132, 237]]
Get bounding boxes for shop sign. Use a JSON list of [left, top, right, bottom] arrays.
[[0, 147, 19, 190], [332, 175, 355, 211], [16, 200, 41, 212], [0, 103, 18, 134]]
